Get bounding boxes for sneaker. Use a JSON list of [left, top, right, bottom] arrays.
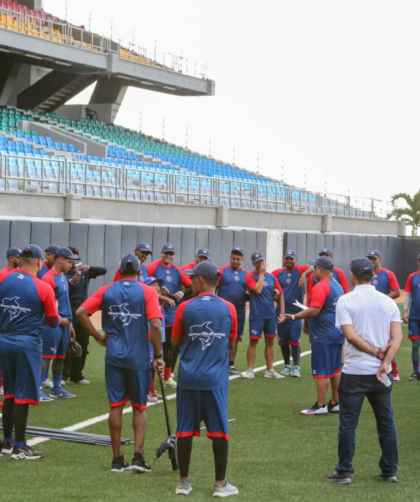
[[151, 390, 163, 400], [327, 400, 339, 413], [130, 453, 152, 473], [379, 473, 398, 483], [1, 439, 14, 455], [213, 480, 239, 497], [11, 444, 44, 460], [61, 380, 66, 386], [42, 378, 53, 389], [0, 385, 4, 395], [50, 388, 76, 399], [175, 479, 193, 495], [264, 369, 285, 379], [241, 369, 254, 379], [326, 471, 352, 485], [111, 455, 130, 473], [291, 366, 301, 378], [147, 392, 158, 403], [280, 365, 293, 376], [39, 390, 54, 402], [229, 366, 241, 376], [71, 379, 90, 385], [391, 372, 400, 381], [301, 402, 329, 416], [165, 378, 177, 389], [408, 372, 420, 381]]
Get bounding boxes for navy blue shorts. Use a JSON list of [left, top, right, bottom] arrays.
[[237, 310, 246, 341], [41, 325, 70, 359], [311, 343, 343, 379], [176, 387, 229, 440], [408, 320, 420, 340], [0, 336, 42, 406], [277, 320, 302, 346], [249, 317, 277, 339], [105, 364, 151, 410]]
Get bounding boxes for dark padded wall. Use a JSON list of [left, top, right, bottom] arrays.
[[401, 237, 420, 283]]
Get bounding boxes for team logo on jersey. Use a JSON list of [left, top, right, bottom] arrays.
[[263, 281, 268, 287], [108, 303, 142, 327], [286, 274, 292, 284], [372, 278, 378, 286], [333, 296, 341, 306], [17, 274, 24, 280], [166, 275, 173, 282], [234, 274, 240, 281], [201, 296, 211, 301], [188, 321, 225, 350], [0, 297, 31, 320]]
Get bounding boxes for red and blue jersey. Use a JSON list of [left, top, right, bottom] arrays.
[[0, 265, 15, 278], [217, 265, 249, 312], [181, 262, 195, 271], [272, 265, 309, 314], [308, 277, 344, 344], [172, 293, 237, 390], [0, 270, 59, 341], [113, 264, 149, 283], [405, 271, 420, 320], [147, 260, 191, 326], [37, 263, 51, 279], [371, 268, 400, 295], [42, 269, 72, 320], [245, 271, 282, 320], [82, 278, 162, 371], [306, 267, 349, 302]]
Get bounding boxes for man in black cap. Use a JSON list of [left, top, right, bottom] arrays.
[[327, 258, 403, 485], [181, 248, 211, 271], [113, 242, 152, 282], [38, 245, 60, 279], [0, 247, 21, 277]]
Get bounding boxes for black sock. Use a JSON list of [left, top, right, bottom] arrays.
[[229, 361, 234, 367], [291, 345, 300, 366], [2, 398, 14, 439], [212, 437, 228, 482], [13, 403, 29, 444], [280, 344, 291, 366], [178, 436, 193, 478]]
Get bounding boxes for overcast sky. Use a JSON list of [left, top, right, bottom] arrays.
[[44, 0, 420, 211]]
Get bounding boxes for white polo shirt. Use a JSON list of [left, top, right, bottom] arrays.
[[336, 284, 402, 375]]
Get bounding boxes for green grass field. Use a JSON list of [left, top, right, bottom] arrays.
[[0, 318, 418, 502]]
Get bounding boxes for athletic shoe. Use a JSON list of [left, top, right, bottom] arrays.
[[213, 480, 239, 497], [50, 388, 76, 399], [147, 392, 158, 403], [280, 365, 293, 376], [391, 372, 400, 381], [326, 472, 352, 485], [241, 369, 254, 379], [11, 444, 44, 460], [175, 479, 193, 495], [408, 372, 420, 381], [151, 390, 163, 400], [0, 385, 4, 395], [327, 400, 339, 413], [165, 378, 177, 389], [264, 369, 285, 379], [301, 402, 329, 416], [111, 455, 130, 473], [130, 453, 152, 473], [379, 473, 398, 483], [61, 380, 66, 386], [1, 439, 14, 455], [291, 366, 301, 378], [42, 378, 53, 389], [229, 366, 241, 376], [171, 372, 175, 379], [39, 390, 54, 402], [71, 379, 90, 385]]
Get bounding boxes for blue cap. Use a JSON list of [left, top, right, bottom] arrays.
[[314, 257, 334, 271], [45, 245, 60, 256], [251, 252, 265, 264], [319, 248, 333, 257], [120, 254, 140, 273], [231, 247, 244, 256], [56, 247, 79, 260], [7, 247, 21, 258], [196, 247, 210, 258], [143, 276, 164, 288], [135, 242, 152, 254], [284, 249, 297, 258], [184, 261, 221, 281], [367, 250, 382, 259], [162, 243, 176, 254], [22, 244, 43, 259], [350, 257, 374, 278]]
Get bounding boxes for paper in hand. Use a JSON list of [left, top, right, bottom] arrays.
[[293, 300, 309, 311]]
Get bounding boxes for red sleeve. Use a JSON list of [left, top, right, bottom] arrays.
[[35, 279, 59, 326], [310, 279, 330, 309], [172, 301, 189, 339], [273, 276, 283, 294], [41, 270, 56, 292], [81, 285, 109, 315], [141, 284, 163, 320], [387, 270, 400, 290], [113, 268, 121, 282], [405, 273, 415, 292], [306, 273, 314, 294], [177, 266, 192, 287], [181, 263, 194, 271], [217, 265, 228, 287], [296, 265, 310, 274], [224, 300, 238, 339], [271, 268, 283, 278], [245, 272, 257, 290], [336, 268, 349, 294], [146, 260, 159, 277]]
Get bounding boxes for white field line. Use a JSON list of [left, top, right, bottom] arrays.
[[27, 350, 311, 447]]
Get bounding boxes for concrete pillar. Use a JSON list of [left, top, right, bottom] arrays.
[[398, 220, 406, 237], [322, 214, 332, 233], [216, 205, 229, 228], [266, 229, 283, 270], [64, 194, 82, 221]]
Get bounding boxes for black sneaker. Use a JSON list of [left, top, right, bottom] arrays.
[[408, 372, 420, 381], [11, 444, 45, 460], [111, 455, 130, 472], [1, 439, 14, 456], [326, 471, 352, 485], [229, 366, 241, 376], [130, 452, 152, 473], [327, 400, 340, 413], [301, 402, 329, 416], [379, 473, 398, 483]]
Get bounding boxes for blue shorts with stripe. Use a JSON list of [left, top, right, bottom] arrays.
[[236, 310, 246, 341], [41, 324, 70, 359], [249, 317, 277, 339], [408, 320, 420, 340], [311, 343, 343, 379], [277, 320, 302, 346], [176, 387, 229, 440], [105, 364, 151, 410]]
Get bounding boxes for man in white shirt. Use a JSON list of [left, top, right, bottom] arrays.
[[327, 258, 403, 485]]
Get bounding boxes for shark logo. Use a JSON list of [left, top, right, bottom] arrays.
[[108, 304, 142, 327], [189, 321, 225, 350], [0, 297, 31, 320]]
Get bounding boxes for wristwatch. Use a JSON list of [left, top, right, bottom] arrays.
[[291, 315, 296, 321], [154, 354, 163, 359]]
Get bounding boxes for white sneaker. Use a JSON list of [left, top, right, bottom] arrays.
[[165, 378, 177, 389], [264, 369, 285, 379], [61, 380, 66, 386], [241, 369, 254, 379], [72, 379, 90, 385], [42, 379, 53, 389], [301, 402, 329, 416]]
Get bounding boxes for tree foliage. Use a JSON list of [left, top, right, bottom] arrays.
[[387, 191, 420, 236]]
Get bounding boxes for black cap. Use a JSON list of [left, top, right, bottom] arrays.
[[196, 248, 210, 258], [120, 254, 140, 272], [6, 247, 21, 258], [231, 247, 244, 256], [135, 242, 152, 254], [45, 245, 60, 256], [284, 250, 297, 258], [185, 261, 221, 281], [162, 244, 175, 254], [56, 247, 79, 260], [22, 244, 43, 259], [350, 258, 374, 278], [319, 248, 333, 257], [314, 257, 334, 271], [367, 250, 381, 259], [251, 252, 265, 264]]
